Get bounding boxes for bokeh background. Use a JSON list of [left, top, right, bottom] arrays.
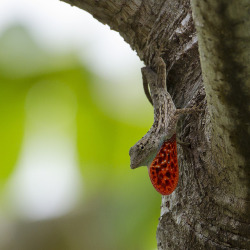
[[0, 1, 162, 249]]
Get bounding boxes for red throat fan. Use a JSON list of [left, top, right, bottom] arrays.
[[148, 134, 179, 195]]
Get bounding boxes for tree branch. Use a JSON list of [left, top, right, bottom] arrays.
[[191, 0, 250, 212], [60, 1, 199, 71]]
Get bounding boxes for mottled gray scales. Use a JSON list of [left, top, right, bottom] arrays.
[[130, 58, 177, 169]]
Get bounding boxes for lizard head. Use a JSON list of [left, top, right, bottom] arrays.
[[129, 134, 161, 169]]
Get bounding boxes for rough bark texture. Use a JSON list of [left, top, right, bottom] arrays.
[[61, 0, 250, 249]]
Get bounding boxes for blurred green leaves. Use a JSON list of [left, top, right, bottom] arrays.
[[0, 25, 160, 250]]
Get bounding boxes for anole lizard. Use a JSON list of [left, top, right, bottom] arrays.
[[129, 58, 201, 195]]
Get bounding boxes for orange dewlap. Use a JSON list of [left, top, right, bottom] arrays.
[[148, 134, 179, 195]]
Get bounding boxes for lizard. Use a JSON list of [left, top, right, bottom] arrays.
[[129, 57, 202, 195]]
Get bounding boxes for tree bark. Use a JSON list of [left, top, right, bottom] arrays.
[[60, 0, 250, 249]]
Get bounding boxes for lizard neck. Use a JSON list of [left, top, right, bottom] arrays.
[[146, 133, 177, 168]]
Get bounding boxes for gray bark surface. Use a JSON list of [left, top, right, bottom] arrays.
[[61, 0, 250, 249]]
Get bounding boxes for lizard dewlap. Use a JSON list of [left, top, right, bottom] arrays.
[[148, 134, 178, 195]]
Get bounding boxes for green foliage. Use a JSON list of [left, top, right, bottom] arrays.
[[0, 26, 160, 250]]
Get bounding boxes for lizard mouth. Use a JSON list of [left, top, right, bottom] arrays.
[[130, 164, 136, 169], [130, 160, 139, 169], [130, 157, 143, 169]]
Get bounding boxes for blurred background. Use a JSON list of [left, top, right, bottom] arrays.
[[0, 0, 161, 249]]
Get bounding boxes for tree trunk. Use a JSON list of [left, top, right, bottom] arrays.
[[61, 0, 250, 249]]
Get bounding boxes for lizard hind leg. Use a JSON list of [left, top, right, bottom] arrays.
[[141, 57, 169, 106], [142, 67, 153, 106], [175, 106, 203, 116]]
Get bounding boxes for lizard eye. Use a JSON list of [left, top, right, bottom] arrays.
[[140, 145, 144, 150]]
